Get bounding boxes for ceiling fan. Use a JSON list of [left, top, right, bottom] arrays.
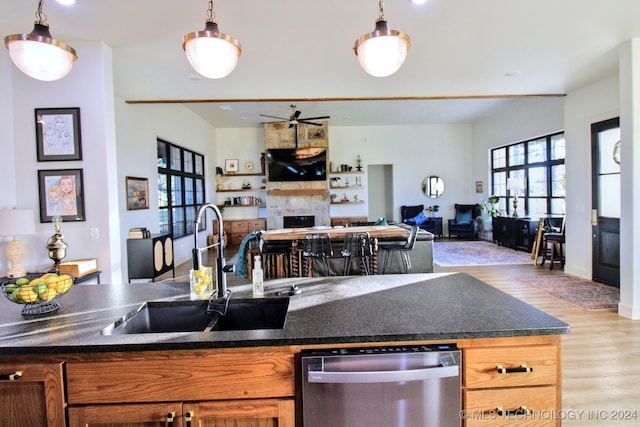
[[260, 104, 330, 127]]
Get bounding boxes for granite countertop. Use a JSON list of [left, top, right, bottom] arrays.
[[0, 272, 569, 355]]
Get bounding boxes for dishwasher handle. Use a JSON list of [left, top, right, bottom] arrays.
[[308, 364, 459, 384]]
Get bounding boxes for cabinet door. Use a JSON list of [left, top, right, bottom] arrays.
[[184, 398, 294, 427], [68, 403, 183, 427], [0, 362, 66, 427]]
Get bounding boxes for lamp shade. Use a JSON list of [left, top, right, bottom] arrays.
[[0, 209, 36, 237], [354, 20, 410, 77], [4, 23, 77, 81], [183, 21, 241, 79], [506, 177, 524, 191]]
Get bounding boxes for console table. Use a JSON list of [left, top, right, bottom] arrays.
[[492, 217, 537, 252]]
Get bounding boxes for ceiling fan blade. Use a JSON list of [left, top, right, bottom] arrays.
[[290, 110, 302, 121], [300, 120, 323, 126], [260, 114, 290, 120], [299, 116, 331, 121]]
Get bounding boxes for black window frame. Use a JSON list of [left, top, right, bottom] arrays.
[[491, 132, 565, 219], [157, 139, 206, 239]]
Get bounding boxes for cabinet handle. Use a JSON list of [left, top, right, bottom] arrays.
[[0, 371, 22, 381], [496, 364, 533, 374], [166, 412, 175, 427], [185, 411, 193, 427], [497, 406, 533, 416]]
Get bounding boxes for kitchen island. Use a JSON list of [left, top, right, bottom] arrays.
[[0, 273, 569, 426]]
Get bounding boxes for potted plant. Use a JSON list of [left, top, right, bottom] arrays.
[[427, 205, 440, 217], [481, 195, 499, 218]]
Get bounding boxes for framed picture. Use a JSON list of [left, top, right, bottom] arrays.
[[225, 159, 239, 173], [37, 169, 86, 223], [35, 107, 82, 161], [475, 180, 484, 193], [126, 176, 149, 210]]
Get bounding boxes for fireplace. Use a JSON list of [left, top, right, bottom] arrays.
[[283, 215, 315, 228]]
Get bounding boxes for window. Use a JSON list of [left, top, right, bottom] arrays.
[[491, 132, 565, 219], [157, 139, 206, 239]]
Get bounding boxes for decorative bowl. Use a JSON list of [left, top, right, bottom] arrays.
[[1, 273, 73, 315]]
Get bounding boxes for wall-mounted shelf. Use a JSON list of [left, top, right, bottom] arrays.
[[329, 186, 365, 190], [329, 171, 364, 175], [331, 200, 365, 205], [223, 173, 265, 177], [218, 187, 267, 193]]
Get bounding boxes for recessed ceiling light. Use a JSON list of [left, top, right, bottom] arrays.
[[504, 70, 521, 77], [218, 105, 233, 110], [409, 0, 429, 4], [57, 0, 76, 5]]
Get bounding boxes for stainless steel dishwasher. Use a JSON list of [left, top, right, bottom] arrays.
[[301, 344, 461, 427]]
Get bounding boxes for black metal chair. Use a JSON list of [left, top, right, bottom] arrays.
[[379, 225, 419, 274], [341, 232, 373, 275], [301, 233, 334, 277]]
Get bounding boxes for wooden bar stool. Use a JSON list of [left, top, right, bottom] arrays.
[[302, 233, 334, 277]]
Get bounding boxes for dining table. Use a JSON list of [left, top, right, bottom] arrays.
[[259, 225, 410, 276]]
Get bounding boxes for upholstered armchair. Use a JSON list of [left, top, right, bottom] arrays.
[[401, 204, 439, 235], [448, 204, 481, 239]]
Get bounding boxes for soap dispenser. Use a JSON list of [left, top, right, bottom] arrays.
[[252, 255, 264, 298]]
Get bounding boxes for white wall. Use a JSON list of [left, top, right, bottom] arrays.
[[1, 42, 120, 283], [329, 124, 473, 229], [115, 101, 219, 282], [564, 76, 619, 280]]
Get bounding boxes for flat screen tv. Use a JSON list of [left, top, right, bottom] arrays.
[[267, 147, 327, 182]]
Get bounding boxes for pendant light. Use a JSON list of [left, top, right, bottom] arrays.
[[183, 0, 241, 79], [354, 0, 411, 77], [4, 0, 77, 81]]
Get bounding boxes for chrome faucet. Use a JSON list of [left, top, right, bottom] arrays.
[[193, 203, 227, 299]]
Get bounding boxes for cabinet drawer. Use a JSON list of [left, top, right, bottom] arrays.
[[331, 218, 350, 227], [465, 386, 556, 427], [465, 346, 557, 388], [230, 221, 249, 233], [230, 232, 248, 244], [66, 351, 295, 405], [248, 220, 266, 231]]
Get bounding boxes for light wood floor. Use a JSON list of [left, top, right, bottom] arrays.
[[166, 249, 640, 426]]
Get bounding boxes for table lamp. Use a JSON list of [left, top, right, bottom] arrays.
[[506, 178, 524, 218], [0, 208, 36, 278]]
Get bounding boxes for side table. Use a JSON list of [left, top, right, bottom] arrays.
[[423, 217, 443, 239]]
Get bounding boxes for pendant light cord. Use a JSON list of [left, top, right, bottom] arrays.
[[207, 0, 217, 23], [377, 0, 385, 21], [35, 0, 48, 26]]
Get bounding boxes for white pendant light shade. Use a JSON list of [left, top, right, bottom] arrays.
[[5, 23, 77, 81], [183, 21, 241, 79], [355, 20, 410, 77]]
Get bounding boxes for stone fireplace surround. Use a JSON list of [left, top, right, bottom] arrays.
[[264, 122, 330, 230]]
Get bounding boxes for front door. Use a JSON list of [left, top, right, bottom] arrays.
[[591, 117, 620, 286]]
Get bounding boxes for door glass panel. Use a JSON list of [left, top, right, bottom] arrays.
[[598, 127, 621, 218], [527, 198, 547, 219], [551, 165, 566, 197], [550, 198, 566, 215], [528, 167, 547, 197]]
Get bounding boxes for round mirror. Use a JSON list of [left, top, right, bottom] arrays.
[[422, 176, 445, 198]]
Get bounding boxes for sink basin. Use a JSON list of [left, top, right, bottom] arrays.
[[101, 297, 289, 335]]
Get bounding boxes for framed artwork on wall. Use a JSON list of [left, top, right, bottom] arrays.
[[37, 169, 86, 223], [35, 107, 82, 161], [225, 159, 239, 173], [126, 176, 149, 210]]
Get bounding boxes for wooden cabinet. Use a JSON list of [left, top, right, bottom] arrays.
[[0, 362, 66, 427], [127, 233, 175, 281], [68, 400, 293, 427], [65, 349, 295, 427], [330, 216, 369, 227], [463, 342, 560, 426], [493, 217, 537, 252], [218, 219, 265, 245]]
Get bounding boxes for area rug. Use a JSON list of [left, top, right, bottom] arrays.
[[433, 241, 533, 266], [514, 275, 619, 311]]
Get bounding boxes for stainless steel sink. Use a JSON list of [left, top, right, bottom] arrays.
[[101, 297, 289, 335]]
